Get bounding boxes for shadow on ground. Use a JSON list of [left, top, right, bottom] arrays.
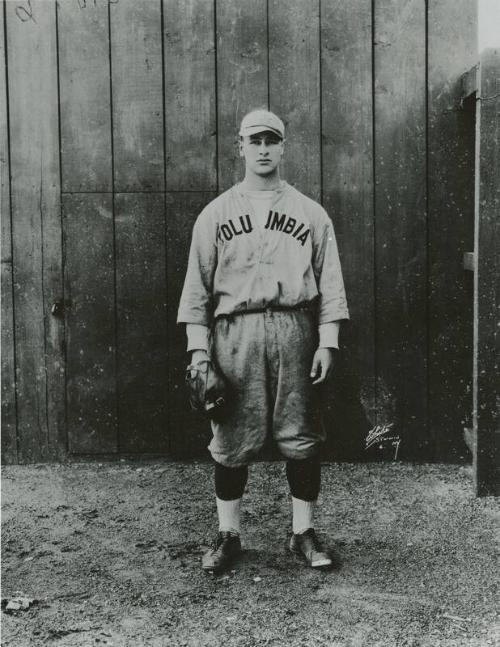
[[2, 462, 499, 646]]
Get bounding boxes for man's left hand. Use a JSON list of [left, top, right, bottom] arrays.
[[310, 348, 335, 385]]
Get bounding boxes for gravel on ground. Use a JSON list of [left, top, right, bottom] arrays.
[[2, 461, 499, 647]]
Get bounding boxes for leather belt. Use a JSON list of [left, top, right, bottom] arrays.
[[216, 301, 316, 319]]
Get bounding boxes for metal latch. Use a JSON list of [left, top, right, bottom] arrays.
[[51, 301, 65, 318]]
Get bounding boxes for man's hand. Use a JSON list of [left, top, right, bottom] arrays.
[[186, 349, 228, 421], [310, 348, 335, 385]]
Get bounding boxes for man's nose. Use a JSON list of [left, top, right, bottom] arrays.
[[259, 142, 269, 154]]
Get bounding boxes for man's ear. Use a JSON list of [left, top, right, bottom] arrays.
[[238, 138, 244, 158]]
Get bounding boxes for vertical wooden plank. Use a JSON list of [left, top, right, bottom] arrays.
[[58, 0, 111, 192], [475, 49, 500, 496], [115, 193, 168, 453], [428, 0, 477, 461], [58, 0, 116, 455], [268, 0, 321, 201], [166, 191, 216, 458], [6, 0, 65, 462], [63, 193, 117, 454], [1, 2, 17, 463], [374, 0, 427, 457], [110, 0, 164, 192], [164, 0, 216, 191], [217, 0, 268, 190], [110, 0, 166, 453], [321, 0, 375, 459]]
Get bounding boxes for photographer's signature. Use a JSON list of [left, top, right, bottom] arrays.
[[365, 423, 401, 460]]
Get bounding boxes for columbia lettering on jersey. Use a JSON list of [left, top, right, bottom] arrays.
[[216, 211, 310, 246], [265, 211, 310, 245], [177, 181, 349, 327], [216, 215, 253, 242]]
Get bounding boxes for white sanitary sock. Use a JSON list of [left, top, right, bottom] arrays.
[[292, 496, 316, 535], [216, 497, 241, 535]]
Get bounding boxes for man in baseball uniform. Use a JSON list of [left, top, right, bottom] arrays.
[[177, 109, 349, 572]]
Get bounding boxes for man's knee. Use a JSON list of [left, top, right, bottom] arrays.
[[214, 461, 249, 500], [286, 454, 321, 501]]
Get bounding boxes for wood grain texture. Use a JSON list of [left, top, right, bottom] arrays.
[[427, 0, 477, 461], [6, 0, 65, 462], [164, 0, 216, 191], [63, 193, 117, 454], [474, 49, 500, 496], [374, 0, 427, 457], [2, 0, 483, 464], [110, 0, 164, 192], [166, 191, 216, 458], [58, 0, 111, 192], [216, 0, 268, 190], [320, 0, 375, 459], [115, 193, 168, 453], [268, 0, 321, 200], [1, 3, 17, 464]]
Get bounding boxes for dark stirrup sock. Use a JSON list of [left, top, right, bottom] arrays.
[[214, 461, 249, 501], [286, 454, 321, 502]]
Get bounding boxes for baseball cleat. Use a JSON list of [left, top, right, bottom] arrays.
[[202, 531, 242, 573], [289, 528, 333, 568]]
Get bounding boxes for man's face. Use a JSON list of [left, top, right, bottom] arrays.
[[239, 131, 284, 176]]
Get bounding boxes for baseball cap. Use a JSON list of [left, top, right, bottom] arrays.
[[239, 109, 285, 139]]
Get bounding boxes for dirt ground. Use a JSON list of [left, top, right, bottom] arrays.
[[1, 461, 499, 647]]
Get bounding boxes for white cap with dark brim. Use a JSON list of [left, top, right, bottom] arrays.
[[239, 110, 285, 139]]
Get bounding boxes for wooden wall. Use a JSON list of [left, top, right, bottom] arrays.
[[473, 49, 500, 496], [1, 0, 478, 463]]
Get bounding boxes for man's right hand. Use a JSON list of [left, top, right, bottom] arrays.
[[185, 349, 227, 421]]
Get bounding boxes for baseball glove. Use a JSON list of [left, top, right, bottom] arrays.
[[185, 358, 227, 422]]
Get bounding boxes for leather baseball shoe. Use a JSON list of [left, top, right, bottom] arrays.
[[202, 531, 242, 573], [289, 528, 333, 568]]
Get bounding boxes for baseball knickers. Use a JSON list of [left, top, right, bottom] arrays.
[[208, 308, 325, 467]]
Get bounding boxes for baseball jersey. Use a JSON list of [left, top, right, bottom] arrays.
[[177, 181, 349, 327]]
